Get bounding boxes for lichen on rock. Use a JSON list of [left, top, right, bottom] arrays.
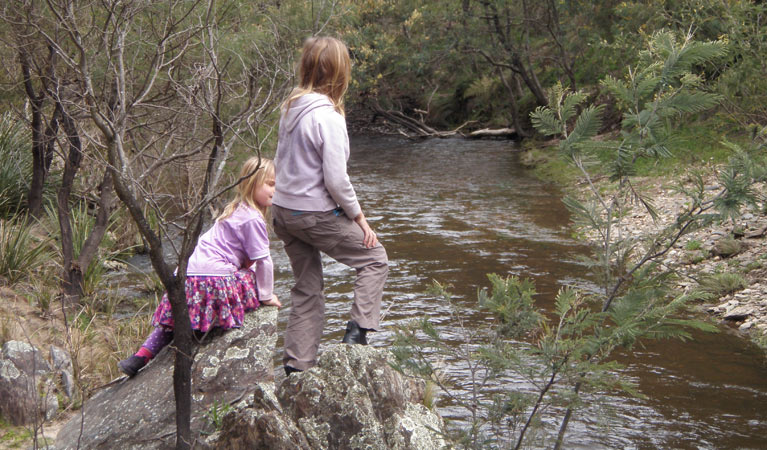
[[0, 340, 72, 426], [215, 344, 448, 450]]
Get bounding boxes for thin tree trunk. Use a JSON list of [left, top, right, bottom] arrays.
[[545, 0, 577, 89], [481, 0, 549, 106], [19, 48, 59, 218], [76, 171, 114, 273], [474, 49, 532, 136], [57, 107, 85, 299], [520, 0, 549, 105], [107, 134, 197, 448], [496, 68, 529, 138], [553, 381, 581, 450], [168, 280, 193, 450]]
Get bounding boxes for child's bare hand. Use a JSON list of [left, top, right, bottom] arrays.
[[354, 212, 378, 248]]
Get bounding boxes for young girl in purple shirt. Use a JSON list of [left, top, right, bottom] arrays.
[[118, 157, 281, 377]]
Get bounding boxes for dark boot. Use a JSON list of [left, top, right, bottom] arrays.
[[118, 355, 148, 377], [284, 366, 303, 376], [341, 320, 368, 345]]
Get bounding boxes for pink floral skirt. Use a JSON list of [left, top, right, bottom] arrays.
[[151, 269, 260, 332]]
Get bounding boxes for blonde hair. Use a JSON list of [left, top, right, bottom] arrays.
[[217, 157, 274, 222], [283, 36, 351, 115]]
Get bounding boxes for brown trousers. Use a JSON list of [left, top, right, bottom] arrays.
[[272, 205, 388, 371]]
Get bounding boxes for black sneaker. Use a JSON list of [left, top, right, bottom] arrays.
[[284, 366, 303, 376], [118, 355, 148, 377], [341, 320, 368, 345]]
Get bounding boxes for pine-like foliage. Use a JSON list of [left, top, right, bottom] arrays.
[[517, 30, 751, 448], [530, 82, 604, 162]]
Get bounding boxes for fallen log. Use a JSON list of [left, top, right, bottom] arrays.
[[371, 102, 434, 136], [371, 103, 473, 138], [467, 127, 518, 139]]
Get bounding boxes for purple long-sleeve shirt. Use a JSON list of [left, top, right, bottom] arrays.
[[272, 93, 362, 219], [186, 203, 273, 300]]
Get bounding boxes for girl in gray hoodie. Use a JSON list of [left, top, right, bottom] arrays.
[[272, 37, 389, 376]]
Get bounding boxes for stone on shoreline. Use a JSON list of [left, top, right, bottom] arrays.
[[0, 340, 73, 427]]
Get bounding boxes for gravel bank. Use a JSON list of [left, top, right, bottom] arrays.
[[595, 175, 767, 347]]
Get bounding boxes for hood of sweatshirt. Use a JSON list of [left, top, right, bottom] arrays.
[[282, 93, 336, 133]]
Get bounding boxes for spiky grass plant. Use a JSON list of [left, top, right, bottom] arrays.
[[0, 315, 13, 347], [24, 274, 59, 318], [62, 305, 154, 388], [0, 214, 51, 285], [202, 399, 233, 435], [696, 272, 748, 297], [713, 236, 742, 258], [0, 113, 32, 219], [100, 313, 154, 383], [684, 239, 702, 251]]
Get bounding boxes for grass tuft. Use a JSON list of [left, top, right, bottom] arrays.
[[0, 113, 32, 219], [696, 272, 748, 297], [0, 214, 51, 285], [712, 237, 742, 258]]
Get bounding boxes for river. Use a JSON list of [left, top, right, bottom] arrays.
[[266, 136, 767, 449]]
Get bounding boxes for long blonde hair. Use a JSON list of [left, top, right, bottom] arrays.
[[217, 157, 274, 222], [283, 36, 351, 115]]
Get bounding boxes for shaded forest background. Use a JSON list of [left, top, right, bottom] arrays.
[[3, 1, 767, 148]]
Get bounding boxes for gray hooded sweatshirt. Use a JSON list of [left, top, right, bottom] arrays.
[[273, 93, 362, 220]]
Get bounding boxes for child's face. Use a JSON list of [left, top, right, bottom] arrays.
[[253, 177, 275, 208]]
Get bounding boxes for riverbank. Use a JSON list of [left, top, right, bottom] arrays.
[[572, 169, 767, 349]]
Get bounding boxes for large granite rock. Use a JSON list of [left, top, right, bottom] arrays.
[[55, 305, 448, 449], [215, 344, 448, 450], [54, 306, 280, 450], [0, 340, 61, 426]]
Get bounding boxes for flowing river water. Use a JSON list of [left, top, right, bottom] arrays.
[[272, 136, 767, 449], [120, 136, 766, 448]]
